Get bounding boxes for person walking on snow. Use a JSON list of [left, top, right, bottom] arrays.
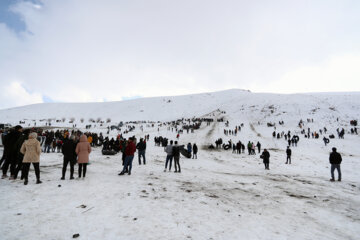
[[329, 147, 342, 181], [286, 146, 292, 164], [260, 149, 270, 170], [256, 141, 261, 154]]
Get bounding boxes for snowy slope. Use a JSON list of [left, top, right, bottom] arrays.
[[1, 89, 359, 126], [0, 89, 359, 240], [0, 121, 359, 240]]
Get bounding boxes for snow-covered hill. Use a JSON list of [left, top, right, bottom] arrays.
[[0, 89, 359, 240], [1, 89, 359, 126]]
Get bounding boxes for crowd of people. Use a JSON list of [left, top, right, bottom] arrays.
[[0, 125, 93, 184], [0, 115, 348, 185]]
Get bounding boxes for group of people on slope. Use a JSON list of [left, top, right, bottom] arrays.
[[260, 145, 342, 181], [0, 124, 344, 184], [0, 125, 92, 185], [186, 142, 198, 159], [118, 137, 137, 175], [164, 140, 182, 172], [61, 134, 92, 180]]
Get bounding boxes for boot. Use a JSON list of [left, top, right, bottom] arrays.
[[24, 179, 28, 185], [36, 179, 42, 184]]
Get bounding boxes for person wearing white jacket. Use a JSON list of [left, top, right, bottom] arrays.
[[20, 132, 42, 185]]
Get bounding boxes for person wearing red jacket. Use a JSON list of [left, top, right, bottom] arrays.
[[119, 138, 136, 175]]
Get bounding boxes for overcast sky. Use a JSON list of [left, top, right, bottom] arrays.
[[0, 0, 359, 109]]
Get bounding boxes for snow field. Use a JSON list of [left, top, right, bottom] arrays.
[[0, 120, 359, 240]]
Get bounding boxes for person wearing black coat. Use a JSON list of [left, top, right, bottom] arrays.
[[136, 138, 146, 165], [44, 131, 54, 153], [192, 143, 198, 159], [256, 141, 261, 154], [260, 149, 270, 170], [2, 125, 23, 179], [173, 141, 181, 173], [61, 136, 77, 180], [13, 129, 30, 179], [329, 147, 342, 181], [286, 146, 292, 164]]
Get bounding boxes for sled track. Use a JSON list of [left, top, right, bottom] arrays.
[[249, 123, 262, 137]]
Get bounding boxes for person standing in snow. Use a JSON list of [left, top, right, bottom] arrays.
[[329, 147, 342, 181], [323, 137, 329, 146], [2, 125, 23, 180], [247, 141, 252, 155], [20, 132, 42, 185], [136, 138, 146, 165], [164, 140, 173, 172], [187, 143, 192, 155], [76, 135, 92, 178], [173, 141, 181, 173], [251, 142, 256, 155], [256, 141, 261, 154], [286, 146, 292, 164], [260, 149, 270, 170], [192, 143, 198, 159], [119, 137, 136, 175], [13, 129, 30, 180], [61, 135, 77, 180]]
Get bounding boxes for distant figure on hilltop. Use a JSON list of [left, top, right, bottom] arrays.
[[329, 147, 342, 182]]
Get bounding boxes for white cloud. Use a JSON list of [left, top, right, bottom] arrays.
[[0, 0, 359, 109], [0, 81, 43, 109]]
